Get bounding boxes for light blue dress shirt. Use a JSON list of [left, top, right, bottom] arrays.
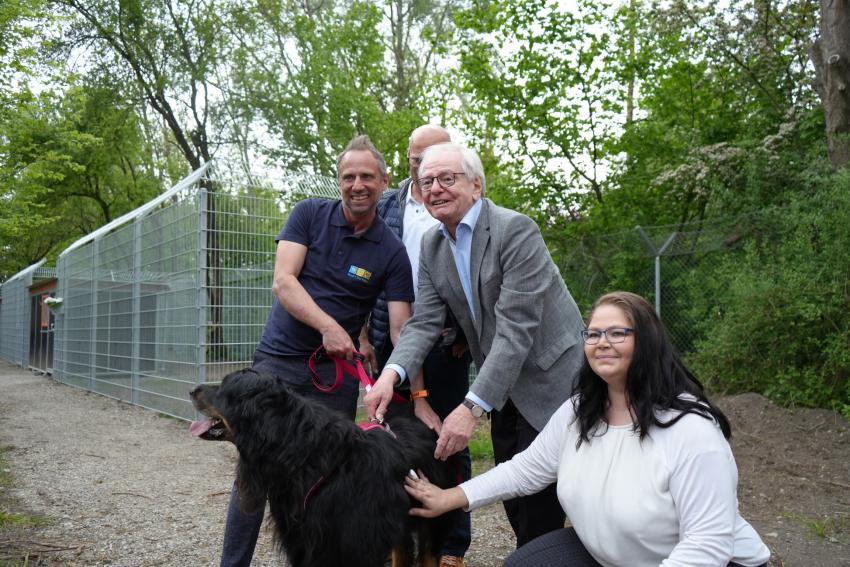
[[387, 199, 491, 411], [442, 200, 482, 324]]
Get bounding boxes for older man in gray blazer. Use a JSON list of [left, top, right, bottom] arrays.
[[365, 142, 585, 548]]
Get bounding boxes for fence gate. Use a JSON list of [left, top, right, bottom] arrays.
[[29, 281, 56, 374]]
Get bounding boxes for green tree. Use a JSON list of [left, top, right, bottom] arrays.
[[455, 0, 621, 223], [0, 0, 48, 89], [54, 0, 232, 172], [603, 0, 819, 227], [0, 82, 161, 278], [229, 0, 459, 180], [689, 167, 850, 415]]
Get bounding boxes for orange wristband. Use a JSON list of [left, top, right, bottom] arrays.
[[410, 389, 429, 400]]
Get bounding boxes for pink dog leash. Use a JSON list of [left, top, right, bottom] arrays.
[[308, 346, 407, 404]]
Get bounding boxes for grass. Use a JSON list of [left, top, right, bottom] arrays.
[[786, 511, 850, 543], [0, 446, 52, 567], [0, 510, 49, 528], [468, 418, 494, 461], [0, 449, 11, 489], [0, 446, 49, 529]]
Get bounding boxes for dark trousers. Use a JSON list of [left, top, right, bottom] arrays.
[[378, 342, 473, 558], [505, 527, 767, 567], [504, 527, 600, 567], [491, 399, 566, 548], [219, 351, 358, 567]]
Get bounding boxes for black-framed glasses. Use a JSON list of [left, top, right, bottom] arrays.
[[581, 327, 634, 344], [417, 172, 467, 193]]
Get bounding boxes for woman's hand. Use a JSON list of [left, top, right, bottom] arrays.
[[405, 472, 469, 518]]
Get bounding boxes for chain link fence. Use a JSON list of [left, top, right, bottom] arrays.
[[50, 163, 339, 420], [0, 260, 47, 367], [551, 214, 754, 355], [2, 169, 764, 418]]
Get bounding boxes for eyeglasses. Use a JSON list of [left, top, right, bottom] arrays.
[[417, 172, 467, 193], [407, 155, 422, 166], [581, 327, 634, 344]]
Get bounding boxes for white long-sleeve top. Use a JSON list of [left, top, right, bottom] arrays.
[[461, 398, 770, 567]]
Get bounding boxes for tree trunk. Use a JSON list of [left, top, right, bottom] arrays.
[[810, 0, 850, 168], [625, 0, 637, 125]]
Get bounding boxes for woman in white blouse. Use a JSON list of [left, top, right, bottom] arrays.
[[406, 291, 770, 567]]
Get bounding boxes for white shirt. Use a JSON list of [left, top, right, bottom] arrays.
[[460, 398, 771, 567], [401, 192, 440, 302]]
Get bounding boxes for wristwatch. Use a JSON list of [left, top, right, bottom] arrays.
[[462, 398, 486, 418]]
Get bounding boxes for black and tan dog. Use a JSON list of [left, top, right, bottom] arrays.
[[190, 368, 460, 567]]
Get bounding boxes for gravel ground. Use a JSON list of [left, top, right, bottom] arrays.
[[1, 360, 848, 566], [0, 362, 514, 566]]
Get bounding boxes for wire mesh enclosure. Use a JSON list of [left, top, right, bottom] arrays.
[[551, 215, 753, 355], [0, 260, 47, 367], [52, 163, 340, 420]]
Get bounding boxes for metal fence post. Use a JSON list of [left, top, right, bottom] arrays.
[[55, 259, 64, 381], [18, 277, 26, 367], [635, 226, 677, 317], [89, 239, 99, 391], [131, 219, 142, 405], [197, 187, 208, 388]]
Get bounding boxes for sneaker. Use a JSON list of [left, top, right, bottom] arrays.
[[439, 556, 465, 567]]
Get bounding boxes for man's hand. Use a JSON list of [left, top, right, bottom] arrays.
[[434, 404, 476, 460], [357, 323, 377, 376], [451, 341, 469, 358], [364, 369, 398, 421], [321, 321, 355, 359], [413, 399, 443, 434], [358, 340, 377, 377]]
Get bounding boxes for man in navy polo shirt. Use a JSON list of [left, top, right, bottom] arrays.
[[219, 135, 414, 567]]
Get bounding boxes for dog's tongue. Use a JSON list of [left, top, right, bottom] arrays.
[[190, 419, 214, 437]]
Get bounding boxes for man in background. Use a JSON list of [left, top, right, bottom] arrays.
[[360, 124, 472, 567]]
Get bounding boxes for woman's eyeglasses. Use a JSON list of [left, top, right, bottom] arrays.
[[581, 327, 634, 344]]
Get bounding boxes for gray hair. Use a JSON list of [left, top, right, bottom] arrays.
[[419, 143, 486, 194], [336, 135, 388, 178]]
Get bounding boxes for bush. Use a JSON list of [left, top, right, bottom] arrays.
[[689, 170, 850, 417]]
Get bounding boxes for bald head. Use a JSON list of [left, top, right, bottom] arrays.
[[409, 124, 451, 148], [408, 125, 451, 199]]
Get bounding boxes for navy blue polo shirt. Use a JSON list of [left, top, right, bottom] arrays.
[[257, 198, 414, 356]]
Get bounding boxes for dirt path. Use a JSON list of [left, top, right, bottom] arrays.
[[0, 361, 847, 566]]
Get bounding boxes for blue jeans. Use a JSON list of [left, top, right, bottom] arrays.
[[219, 351, 358, 567], [379, 342, 473, 558], [220, 485, 264, 567]]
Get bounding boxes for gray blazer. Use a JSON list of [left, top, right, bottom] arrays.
[[387, 199, 585, 430]]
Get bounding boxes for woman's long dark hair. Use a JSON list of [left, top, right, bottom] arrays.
[[572, 291, 731, 447]]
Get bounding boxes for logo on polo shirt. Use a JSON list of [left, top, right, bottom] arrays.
[[347, 264, 373, 283]]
